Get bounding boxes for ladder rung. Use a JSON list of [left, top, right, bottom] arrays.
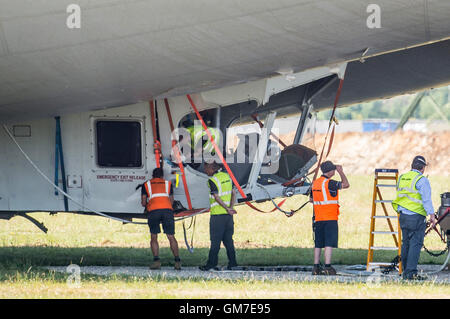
[[370, 246, 399, 251], [373, 215, 397, 219], [374, 200, 392, 203], [368, 262, 394, 266], [375, 169, 398, 173], [376, 176, 397, 180], [372, 231, 398, 235], [376, 184, 396, 188]]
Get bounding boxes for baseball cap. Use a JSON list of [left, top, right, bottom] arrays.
[[320, 160, 337, 174], [204, 160, 221, 171], [412, 155, 427, 166]]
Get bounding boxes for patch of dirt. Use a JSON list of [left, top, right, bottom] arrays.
[[280, 131, 450, 175], [234, 240, 271, 249]]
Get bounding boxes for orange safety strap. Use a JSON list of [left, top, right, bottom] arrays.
[[149, 100, 162, 168], [186, 94, 287, 214], [311, 78, 344, 181], [283, 78, 344, 187], [251, 114, 287, 148], [248, 198, 288, 214], [164, 98, 193, 210], [174, 208, 208, 218]]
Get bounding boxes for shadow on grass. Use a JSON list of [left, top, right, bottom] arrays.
[[1, 245, 434, 267], [0, 245, 446, 271], [0, 246, 447, 285]]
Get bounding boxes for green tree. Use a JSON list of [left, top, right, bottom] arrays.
[[316, 85, 450, 120]]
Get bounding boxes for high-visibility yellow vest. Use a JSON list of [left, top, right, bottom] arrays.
[[186, 126, 221, 154], [208, 171, 233, 215], [392, 170, 427, 217]]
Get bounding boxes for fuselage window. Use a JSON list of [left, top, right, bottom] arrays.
[[95, 120, 142, 168]]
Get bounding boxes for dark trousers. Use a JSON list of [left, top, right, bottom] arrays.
[[399, 213, 426, 279], [205, 214, 237, 268]]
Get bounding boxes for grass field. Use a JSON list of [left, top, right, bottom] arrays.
[[0, 175, 449, 299]]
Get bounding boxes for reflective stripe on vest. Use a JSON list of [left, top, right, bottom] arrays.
[[145, 178, 172, 211], [208, 172, 232, 215], [312, 176, 340, 221], [396, 173, 422, 194], [392, 171, 426, 217], [313, 178, 339, 205]]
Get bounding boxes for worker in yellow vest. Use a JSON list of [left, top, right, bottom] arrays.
[[311, 161, 349, 275], [392, 155, 436, 280], [199, 161, 238, 271], [184, 125, 221, 170]]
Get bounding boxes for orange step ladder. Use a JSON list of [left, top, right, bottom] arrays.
[[366, 168, 403, 274]]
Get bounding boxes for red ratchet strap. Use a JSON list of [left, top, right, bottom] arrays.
[[186, 94, 287, 214], [425, 207, 449, 242], [164, 98, 194, 211], [311, 78, 344, 181], [251, 114, 287, 149], [283, 78, 344, 188], [149, 100, 162, 168], [174, 208, 207, 218]]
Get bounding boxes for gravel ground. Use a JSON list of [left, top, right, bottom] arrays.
[[46, 264, 450, 284]]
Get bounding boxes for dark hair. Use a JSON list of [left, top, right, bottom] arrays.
[[152, 168, 164, 178], [411, 162, 425, 171], [411, 155, 426, 171], [204, 161, 220, 172]]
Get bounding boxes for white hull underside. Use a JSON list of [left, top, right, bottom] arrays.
[[1, 0, 450, 122]]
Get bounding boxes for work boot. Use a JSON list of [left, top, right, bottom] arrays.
[[199, 265, 218, 271], [312, 264, 324, 275], [150, 260, 161, 270], [405, 273, 427, 281], [322, 265, 337, 276], [174, 260, 182, 270]]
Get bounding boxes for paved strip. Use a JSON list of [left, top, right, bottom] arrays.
[[46, 265, 450, 284]]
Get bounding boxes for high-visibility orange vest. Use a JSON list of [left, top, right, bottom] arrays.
[[312, 176, 340, 221], [144, 178, 173, 211]]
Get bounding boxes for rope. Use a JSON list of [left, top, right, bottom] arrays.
[[4, 123, 208, 228], [251, 113, 287, 148], [423, 244, 448, 257], [256, 184, 310, 217], [2, 124, 148, 225], [186, 94, 289, 214], [186, 94, 247, 199], [424, 245, 450, 275], [164, 97, 198, 253], [282, 78, 344, 188], [149, 100, 162, 168], [182, 219, 195, 253], [423, 210, 450, 257], [311, 78, 344, 182], [381, 223, 450, 275], [244, 198, 288, 214], [164, 98, 194, 210], [381, 255, 401, 275]]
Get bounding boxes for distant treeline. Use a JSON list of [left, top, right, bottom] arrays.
[[317, 85, 450, 120]]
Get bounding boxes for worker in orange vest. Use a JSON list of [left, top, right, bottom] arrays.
[[141, 168, 181, 270], [310, 161, 349, 275]]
